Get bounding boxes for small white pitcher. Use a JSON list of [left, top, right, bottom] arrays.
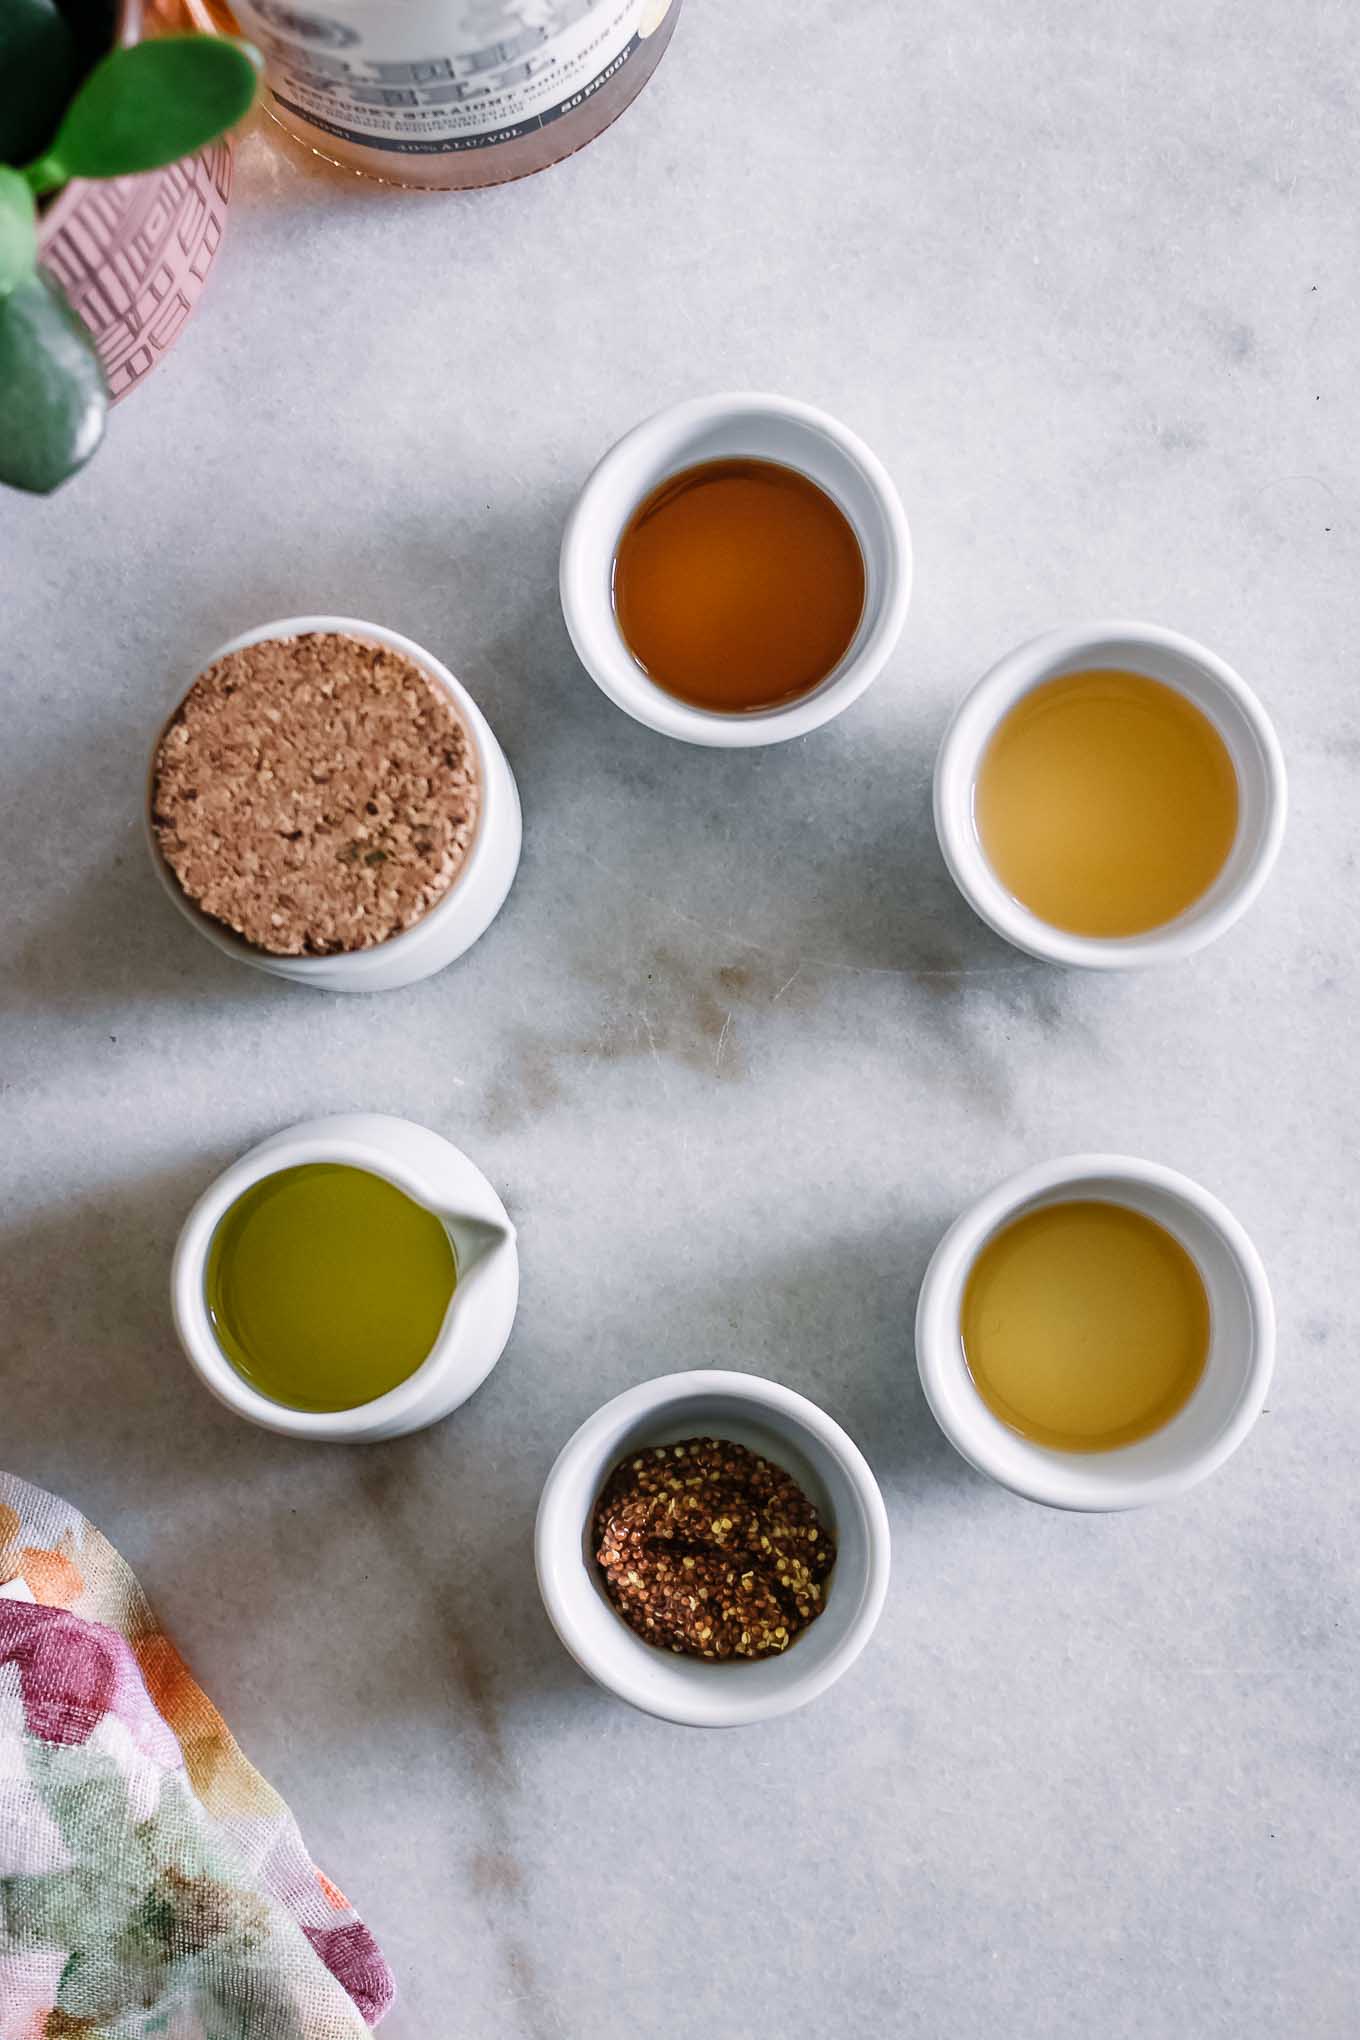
[[172, 1114, 519, 1443]]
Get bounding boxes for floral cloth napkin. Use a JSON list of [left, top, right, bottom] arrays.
[[0, 1472, 395, 2039]]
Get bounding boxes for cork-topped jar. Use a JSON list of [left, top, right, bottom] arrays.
[[146, 617, 522, 992]]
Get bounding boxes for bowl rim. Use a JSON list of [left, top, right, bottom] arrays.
[[534, 1368, 892, 1726], [914, 1153, 1276, 1511], [144, 614, 498, 981], [932, 619, 1288, 968], [558, 391, 913, 749]]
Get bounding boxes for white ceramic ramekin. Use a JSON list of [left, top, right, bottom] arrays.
[[172, 1114, 519, 1442], [535, 1370, 891, 1727], [933, 620, 1287, 968], [915, 1155, 1275, 1512], [559, 393, 912, 747], [146, 616, 523, 993]]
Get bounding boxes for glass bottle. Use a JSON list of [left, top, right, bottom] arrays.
[[215, 0, 682, 189]]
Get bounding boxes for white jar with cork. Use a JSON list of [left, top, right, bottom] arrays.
[[146, 615, 522, 992]]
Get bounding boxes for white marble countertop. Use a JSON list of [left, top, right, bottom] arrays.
[[3, 3, 1358, 2033]]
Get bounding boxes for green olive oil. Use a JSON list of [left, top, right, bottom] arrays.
[[205, 1164, 456, 1412]]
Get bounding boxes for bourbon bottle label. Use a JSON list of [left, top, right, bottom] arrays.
[[233, 0, 674, 157]]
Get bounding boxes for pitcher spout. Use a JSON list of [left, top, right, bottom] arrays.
[[447, 1213, 517, 1293]]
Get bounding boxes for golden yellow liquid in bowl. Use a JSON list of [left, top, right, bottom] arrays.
[[205, 1164, 456, 1412], [974, 669, 1240, 938], [961, 1200, 1210, 1453]]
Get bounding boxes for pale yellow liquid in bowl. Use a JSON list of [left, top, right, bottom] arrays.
[[961, 1200, 1210, 1453], [974, 669, 1240, 938]]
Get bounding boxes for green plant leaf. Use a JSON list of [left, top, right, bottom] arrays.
[[26, 35, 259, 192], [0, 0, 75, 169], [0, 170, 38, 297], [0, 269, 106, 493]]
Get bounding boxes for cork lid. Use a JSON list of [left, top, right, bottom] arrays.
[[151, 631, 482, 957]]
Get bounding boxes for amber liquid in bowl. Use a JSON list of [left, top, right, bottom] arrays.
[[612, 458, 867, 714]]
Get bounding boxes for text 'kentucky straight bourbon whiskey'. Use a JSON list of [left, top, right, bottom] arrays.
[[227, 0, 682, 187]]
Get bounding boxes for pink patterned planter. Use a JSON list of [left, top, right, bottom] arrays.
[[37, 139, 234, 403]]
